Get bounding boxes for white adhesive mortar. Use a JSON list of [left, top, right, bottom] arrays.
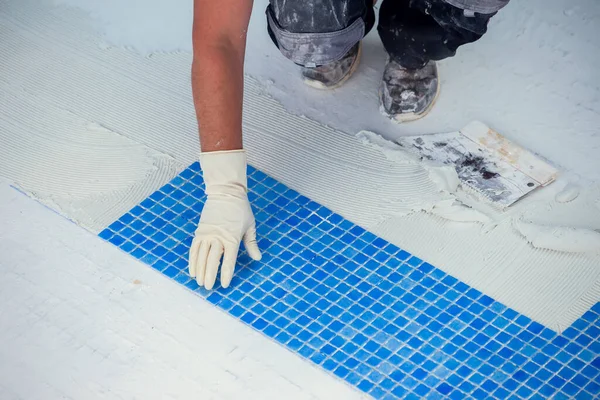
[[1, 0, 599, 332], [51, 0, 600, 186], [0, 93, 185, 230], [515, 220, 600, 253], [357, 130, 491, 224], [357, 130, 600, 254], [555, 183, 581, 203]]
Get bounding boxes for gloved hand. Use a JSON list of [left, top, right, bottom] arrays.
[[189, 150, 261, 289]]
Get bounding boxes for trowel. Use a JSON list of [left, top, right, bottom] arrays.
[[395, 121, 558, 208]]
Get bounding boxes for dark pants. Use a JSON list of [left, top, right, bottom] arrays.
[[267, 0, 506, 69]]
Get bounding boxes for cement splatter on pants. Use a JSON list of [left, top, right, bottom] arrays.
[[267, 0, 508, 68]]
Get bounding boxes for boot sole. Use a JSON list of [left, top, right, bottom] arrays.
[[380, 64, 441, 123], [303, 43, 362, 90]]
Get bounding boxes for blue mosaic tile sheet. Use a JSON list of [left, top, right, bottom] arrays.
[[99, 162, 600, 400]]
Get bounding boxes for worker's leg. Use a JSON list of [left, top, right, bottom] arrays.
[[266, 0, 375, 88], [377, 0, 507, 121], [378, 0, 500, 69]]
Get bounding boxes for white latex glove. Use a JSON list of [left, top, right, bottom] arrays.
[[189, 150, 261, 289]]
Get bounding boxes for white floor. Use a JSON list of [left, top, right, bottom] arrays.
[[56, 0, 600, 182], [1, 1, 599, 397], [0, 184, 364, 400], [1, 0, 599, 332]]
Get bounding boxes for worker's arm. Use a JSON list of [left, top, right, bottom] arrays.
[[191, 0, 252, 151], [189, 0, 261, 290]]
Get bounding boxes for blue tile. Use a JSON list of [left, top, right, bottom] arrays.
[[585, 381, 600, 395], [162, 266, 178, 278], [99, 162, 600, 400], [436, 383, 452, 395], [357, 379, 374, 393]]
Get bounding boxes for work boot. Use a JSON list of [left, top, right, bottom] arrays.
[[379, 59, 439, 123], [302, 43, 362, 90]]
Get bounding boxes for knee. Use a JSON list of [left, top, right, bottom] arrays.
[[267, 0, 374, 66], [269, 0, 367, 33]]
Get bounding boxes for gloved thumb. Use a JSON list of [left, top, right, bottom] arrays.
[[243, 224, 262, 261]]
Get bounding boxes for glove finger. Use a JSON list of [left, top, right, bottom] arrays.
[[195, 240, 210, 286], [203, 239, 224, 290], [188, 237, 202, 277], [220, 242, 240, 289], [243, 224, 262, 261]]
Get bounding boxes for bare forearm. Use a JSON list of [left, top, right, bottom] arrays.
[[192, 43, 245, 152], [189, 0, 257, 291]]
